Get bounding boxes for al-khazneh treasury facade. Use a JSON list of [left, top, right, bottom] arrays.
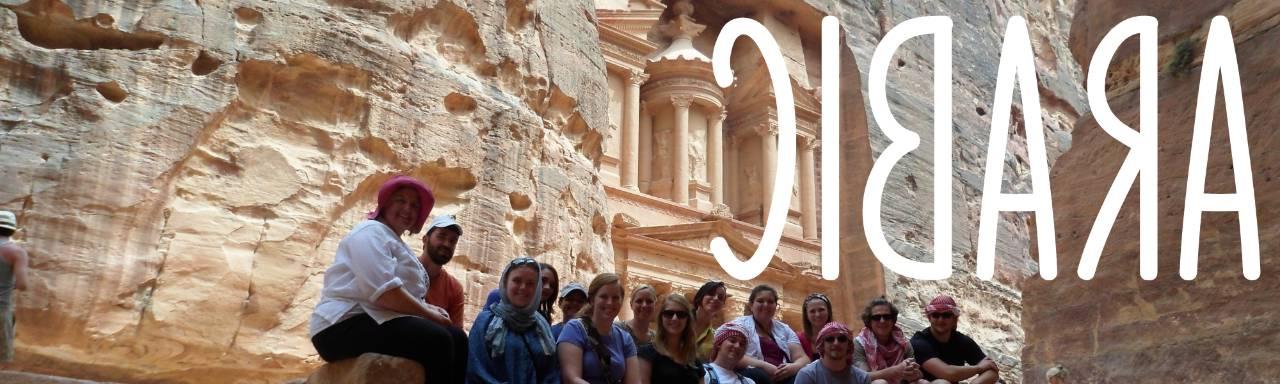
[[593, 0, 880, 326]]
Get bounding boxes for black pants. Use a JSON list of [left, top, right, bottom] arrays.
[[741, 366, 797, 384], [312, 314, 468, 384]]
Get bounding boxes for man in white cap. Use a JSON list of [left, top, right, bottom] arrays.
[[0, 210, 28, 363], [420, 214, 464, 329]]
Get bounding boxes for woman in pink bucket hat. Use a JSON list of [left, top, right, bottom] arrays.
[[308, 175, 467, 383]]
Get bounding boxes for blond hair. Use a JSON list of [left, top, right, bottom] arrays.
[[654, 293, 697, 366]]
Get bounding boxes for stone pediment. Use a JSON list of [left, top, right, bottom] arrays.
[[619, 220, 801, 276], [597, 4, 664, 40]]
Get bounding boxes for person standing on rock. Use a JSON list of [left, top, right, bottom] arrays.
[[0, 211, 30, 363], [467, 257, 559, 384], [909, 295, 1000, 384], [309, 175, 467, 384], [421, 214, 466, 329]]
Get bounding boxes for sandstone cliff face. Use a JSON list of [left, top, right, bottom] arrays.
[[1023, 0, 1280, 382], [817, 1, 1085, 382], [0, 0, 611, 382], [0, 0, 1091, 382]]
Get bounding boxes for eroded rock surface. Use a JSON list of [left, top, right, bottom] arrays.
[[819, 1, 1085, 382], [0, 0, 1096, 382], [0, 0, 610, 382], [1023, 0, 1280, 382]]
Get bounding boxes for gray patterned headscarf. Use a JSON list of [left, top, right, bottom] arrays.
[[485, 257, 556, 358]]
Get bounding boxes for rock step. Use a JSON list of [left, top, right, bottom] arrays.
[[301, 353, 425, 384]]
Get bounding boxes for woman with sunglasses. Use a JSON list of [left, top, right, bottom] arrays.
[[797, 293, 833, 362], [692, 280, 728, 361], [793, 322, 872, 384], [468, 258, 559, 383], [853, 297, 926, 384], [638, 293, 704, 384], [309, 175, 467, 384], [732, 285, 809, 384], [618, 285, 658, 347], [558, 273, 641, 384]]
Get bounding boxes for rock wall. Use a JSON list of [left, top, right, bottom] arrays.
[[0, 0, 1093, 382], [1023, 0, 1280, 382], [815, 1, 1086, 382], [0, 0, 611, 382]]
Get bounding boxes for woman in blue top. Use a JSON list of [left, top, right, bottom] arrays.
[[557, 273, 641, 384], [467, 257, 559, 384]]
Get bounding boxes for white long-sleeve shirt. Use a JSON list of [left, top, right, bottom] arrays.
[[732, 315, 802, 363], [309, 220, 429, 337]]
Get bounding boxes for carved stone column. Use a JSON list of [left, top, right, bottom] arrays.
[[707, 108, 725, 206], [672, 95, 693, 204], [726, 134, 739, 212], [638, 101, 652, 193], [757, 122, 778, 216], [800, 136, 818, 240], [622, 70, 647, 190]]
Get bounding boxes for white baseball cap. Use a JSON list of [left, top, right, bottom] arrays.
[[559, 282, 587, 299], [427, 214, 462, 235], [0, 211, 16, 232]]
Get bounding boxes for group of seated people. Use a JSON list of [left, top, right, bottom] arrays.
[[309, 176, 1002, 384]]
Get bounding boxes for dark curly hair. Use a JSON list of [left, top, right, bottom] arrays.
[[860, 296, 900, 328]]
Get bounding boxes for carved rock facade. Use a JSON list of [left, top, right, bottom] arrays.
[[0, 0, 1090, 382]]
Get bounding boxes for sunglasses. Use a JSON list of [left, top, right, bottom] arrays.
[[510, 257, 537, 266], [823, 335, 850, 344], [869, 314, 896, 322], [661, 310, 690, 320], [929, 312, 955, 319]]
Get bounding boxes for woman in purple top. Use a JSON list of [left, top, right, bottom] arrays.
[[557, 273, 641, 384]]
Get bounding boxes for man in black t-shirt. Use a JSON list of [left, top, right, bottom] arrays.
[[909, 295, 1000, 384]]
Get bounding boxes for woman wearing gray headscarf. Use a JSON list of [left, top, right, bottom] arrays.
[[467, 257, 559, 384]]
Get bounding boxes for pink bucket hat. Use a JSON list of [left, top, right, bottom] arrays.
[[366, 175, 435, 234], [925, 294, 961, 316]]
